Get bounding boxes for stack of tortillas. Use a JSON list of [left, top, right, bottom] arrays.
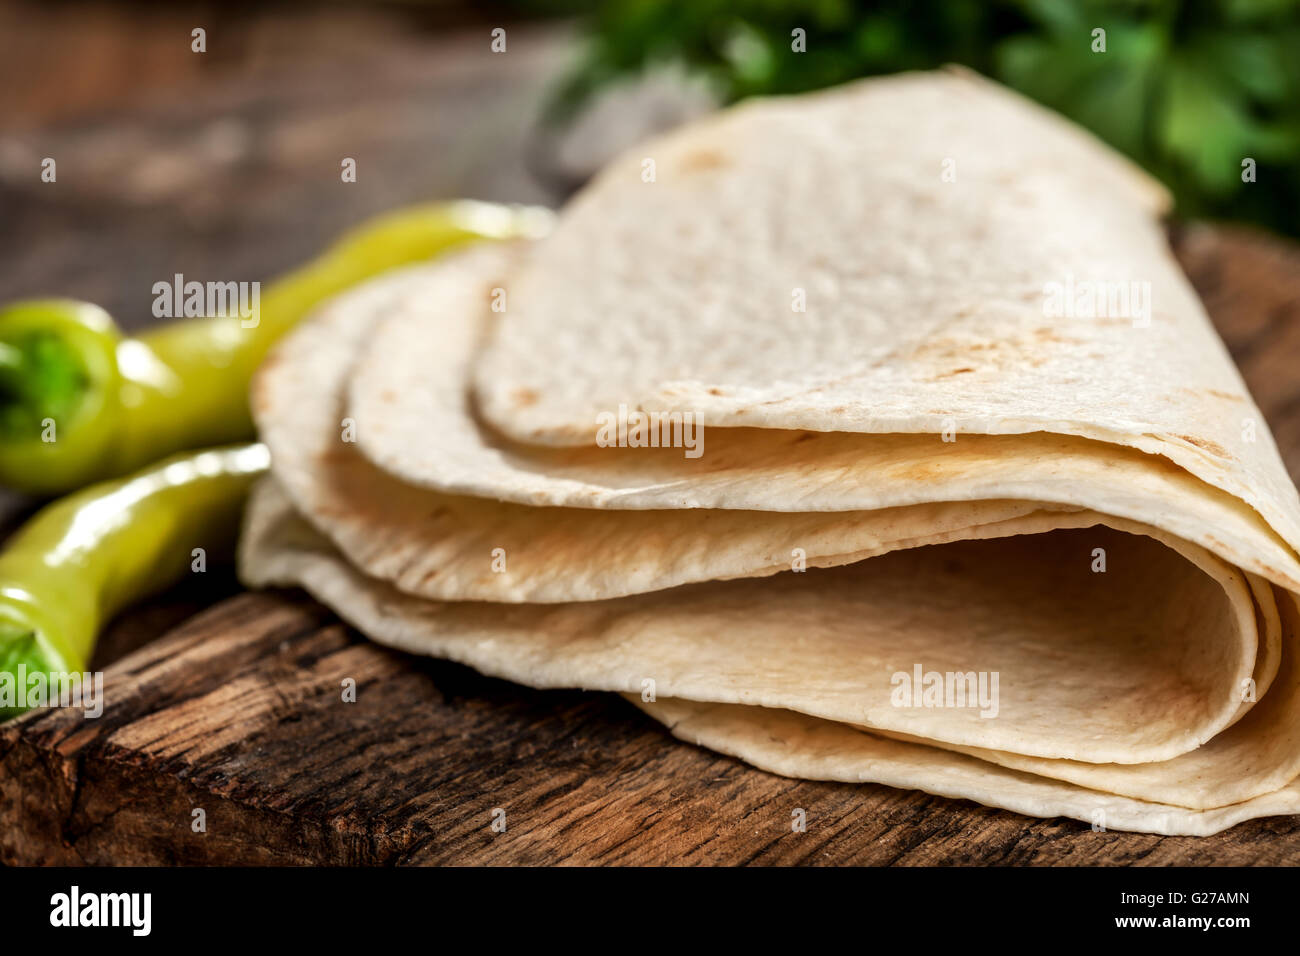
[[240, 68, 1300, 835]]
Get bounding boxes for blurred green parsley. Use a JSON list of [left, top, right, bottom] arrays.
[[534, 0, 1300, 236]]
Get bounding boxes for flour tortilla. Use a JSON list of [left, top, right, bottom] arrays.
[[468, 67, 1300, 564], [239, 479, 1300, 834], [240, 479, 1269, 768], [242, 69, 1300, 834]]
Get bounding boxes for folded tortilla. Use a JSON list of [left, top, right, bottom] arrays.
[[240, 479, 1300, 835], [241, 68, 1300, 834]]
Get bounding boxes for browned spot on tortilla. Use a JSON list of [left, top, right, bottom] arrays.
[[893, 460, 947, 482], [1207, 389, 1244, 402], [708, 387, 725, 396], [678, 148, 730, 173], [380, 388, 398, 403], [1033, 328, 1082, 345], [1175, 433, 1232, 459], [934, 367, 975, 379], [791, 432, 817, 444], [512, 388, 539, 408], [830, 406, 846, 413], [907, 329, 1081, 372]]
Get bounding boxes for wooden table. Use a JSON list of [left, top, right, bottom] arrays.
[[3, 5, 1300, 866]]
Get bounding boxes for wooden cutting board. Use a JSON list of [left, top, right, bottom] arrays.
[[3, 225, 1300, 866]]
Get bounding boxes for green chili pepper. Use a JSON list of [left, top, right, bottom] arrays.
[[0, 200, 551, 495], [0, 443, 268, 719]]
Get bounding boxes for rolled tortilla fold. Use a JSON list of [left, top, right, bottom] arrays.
[[242, 69, 1300, 834]]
